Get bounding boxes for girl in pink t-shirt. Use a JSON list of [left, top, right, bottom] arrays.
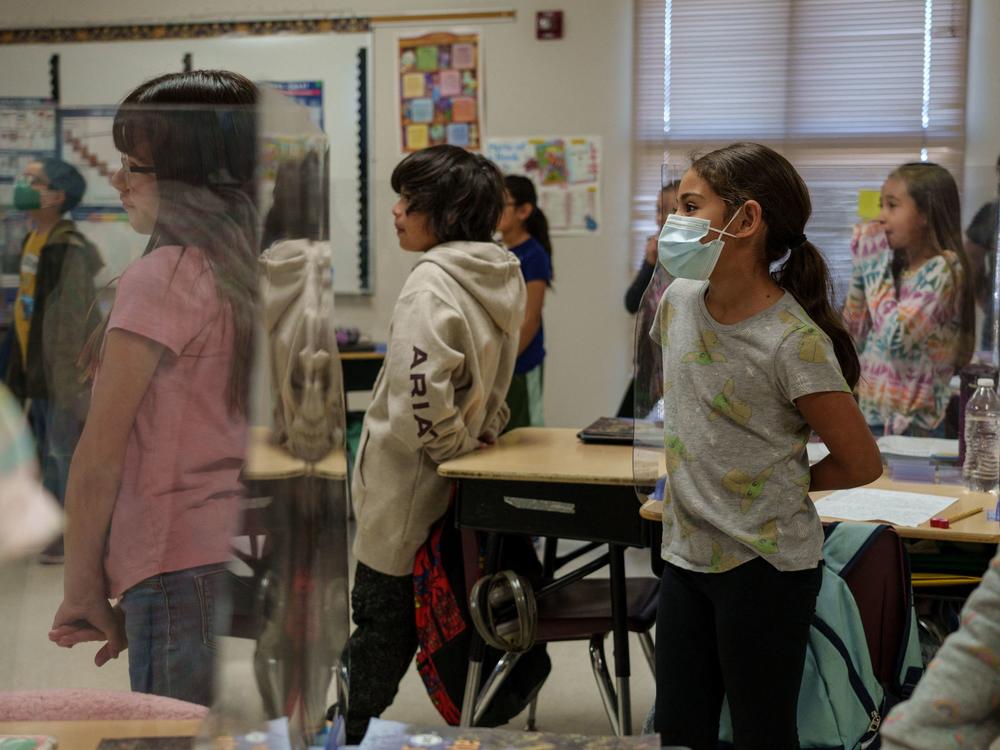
[[47, 70, 259, 706]]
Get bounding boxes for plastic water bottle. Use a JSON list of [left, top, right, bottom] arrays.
[[963, 378, 1000, 495]]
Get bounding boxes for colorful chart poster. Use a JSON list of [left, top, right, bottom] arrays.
[[264, 80, 324, 130], [485, 136, 602, 235], [397, 31, 483, 153]]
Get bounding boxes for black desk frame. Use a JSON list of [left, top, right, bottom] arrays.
[[452, 476, 651, 735]]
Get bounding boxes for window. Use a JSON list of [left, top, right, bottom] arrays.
[[632, 0, 969, 297]]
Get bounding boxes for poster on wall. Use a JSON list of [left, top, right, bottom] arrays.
[[397, 31, 483, 153], [264, 80, 324, 130], [485, 136, 602, 235]]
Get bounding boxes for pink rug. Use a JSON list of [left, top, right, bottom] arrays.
[[0, 689, 209, 721]]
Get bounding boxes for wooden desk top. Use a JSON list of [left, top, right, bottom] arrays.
[[0, 720, 201, 750], [439, 427, 646, 486], [340, 349, 385, 361], [244, 426, 347, 481], [641, 474, 1000, 543], [439, 427, 1000, 544], [811, 475, 1000, 543]]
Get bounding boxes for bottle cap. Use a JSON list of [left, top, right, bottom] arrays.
[[977, 378, 995, 387]]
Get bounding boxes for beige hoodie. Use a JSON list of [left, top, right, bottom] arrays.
[[352, 241, 526, 576]]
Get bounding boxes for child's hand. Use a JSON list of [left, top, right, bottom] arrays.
[[477, 430, 498, 450], [50, 598, 127, 667], [850, 222, 889, 263]]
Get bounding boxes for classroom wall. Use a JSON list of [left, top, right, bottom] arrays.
[[1, 0, 636, 428], [963, 0, 1000, 220]]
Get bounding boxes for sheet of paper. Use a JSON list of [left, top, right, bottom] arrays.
[[416, 45, 439, 71], [451, 96, 477, 123], [452, 43, 475, 69], [439, 69, 462, 97], [877, 435, 959, 459], [409, 97, 434, 123], [806, 442, 830, 465], [405, 124, 429, 150], [814, 488, 956, 527], [402, 72, 426, 99]]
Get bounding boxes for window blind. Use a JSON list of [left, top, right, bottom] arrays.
[[631, 0, 969, 298]]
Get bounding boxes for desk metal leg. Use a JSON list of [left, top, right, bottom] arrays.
[[460, 532, 503, 727], [609, 544, 632, 735]]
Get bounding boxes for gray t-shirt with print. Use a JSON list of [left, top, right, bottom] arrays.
[[650, 279, 851, 573]]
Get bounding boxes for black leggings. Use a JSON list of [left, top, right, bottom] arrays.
[[345, 562, 418, 744], [654, 557, 822, 750]]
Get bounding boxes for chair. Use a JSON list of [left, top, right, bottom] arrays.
[[462, 532, 658, 735], [0, 689, 208, 721]]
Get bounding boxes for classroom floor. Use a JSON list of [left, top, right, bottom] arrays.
[[0, 537, 656, 737]]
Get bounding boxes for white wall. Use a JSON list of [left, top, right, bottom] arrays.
[[1, 0, 637, 427], [963, 0, 1000, 222]]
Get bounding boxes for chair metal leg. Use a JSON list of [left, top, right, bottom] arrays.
[[460, 661, 483, 727], [473, 651, 523, 726], [589, 634, 620, 736], [638, 630, 655, 677], [525, 694, 539, 731]]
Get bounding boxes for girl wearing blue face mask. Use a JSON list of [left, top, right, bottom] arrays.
[[648, 142, 881, 750]]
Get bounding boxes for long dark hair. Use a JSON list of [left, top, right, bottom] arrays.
[[504, 175, 553, 276], [262, 149, 327, 248], [888, 162, 975, 369], [112, 69, 259, 415], [691, 142, 861, 388]]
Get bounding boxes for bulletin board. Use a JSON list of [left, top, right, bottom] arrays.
[[486, 135, 602, 235], [397, 31, 483, 153], [0, 26, 373, 293]]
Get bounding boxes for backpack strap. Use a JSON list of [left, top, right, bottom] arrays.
[[823, 522, 889, 577]]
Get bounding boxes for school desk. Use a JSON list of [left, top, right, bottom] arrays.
[[0, 720, 201, 750], [640, 473, 1000, 544], [438, 427, 654, 735], [340, 347, 385, 393]]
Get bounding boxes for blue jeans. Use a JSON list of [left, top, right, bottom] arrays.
[[27, 398, 82, 505], [119, 563, 233, 706]]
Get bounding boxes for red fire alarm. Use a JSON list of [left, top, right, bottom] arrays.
[[536, 11, 563, 40]]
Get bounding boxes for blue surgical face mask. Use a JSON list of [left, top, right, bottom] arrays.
[[657, 208, 742, 280]]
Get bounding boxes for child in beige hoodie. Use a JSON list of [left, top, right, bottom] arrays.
[[346, 145, 526, 741]]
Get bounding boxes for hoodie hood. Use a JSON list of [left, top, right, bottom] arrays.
[[412, 241, 525, 335]]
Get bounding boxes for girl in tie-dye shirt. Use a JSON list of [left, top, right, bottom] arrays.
[[842, 163, 975, 436]]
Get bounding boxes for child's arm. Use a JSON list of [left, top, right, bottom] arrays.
[[842, 250, 872, 345], [796, 391, 882, 491], [385, 291, 481, 463], [517, 280, 546, 356], [881, 548, 1000, 749]]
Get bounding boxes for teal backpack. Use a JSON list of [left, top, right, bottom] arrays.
[[720, 522, 924, 750]]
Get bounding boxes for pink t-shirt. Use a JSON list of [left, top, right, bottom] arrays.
[[103, 245, 247, 598]]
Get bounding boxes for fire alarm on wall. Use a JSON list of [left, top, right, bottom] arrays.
[[536, 11, 563, 40]]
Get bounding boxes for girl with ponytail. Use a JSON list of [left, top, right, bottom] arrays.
[[648, 142, 881, 749], [496, 175, 553, 429]]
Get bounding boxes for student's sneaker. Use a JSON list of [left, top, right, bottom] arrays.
[[39, 536, 64, 564]]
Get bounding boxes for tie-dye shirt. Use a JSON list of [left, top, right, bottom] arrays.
[[650, 279, 850, 573], [842, 224, 965, 434], [880, 546, 1000, 750]]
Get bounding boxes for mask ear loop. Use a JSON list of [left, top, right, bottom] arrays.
[[712, 205, 745, 239]]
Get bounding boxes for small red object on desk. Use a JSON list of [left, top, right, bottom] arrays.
[[930, 506, 983, 529]]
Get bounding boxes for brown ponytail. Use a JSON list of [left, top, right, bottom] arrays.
[[691, 142, 861, 388], [774, 240, 861, 388]]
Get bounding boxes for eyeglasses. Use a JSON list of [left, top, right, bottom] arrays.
[[120, 154, 156, 186]]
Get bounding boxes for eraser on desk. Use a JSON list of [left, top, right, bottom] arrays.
[[929, 516, 951, 528]]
